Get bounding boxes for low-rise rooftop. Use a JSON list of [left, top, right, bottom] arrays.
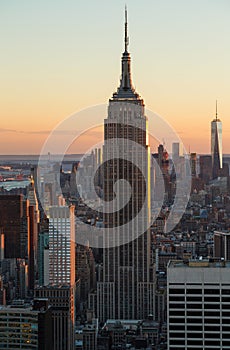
[[168, 258, 230, 269]]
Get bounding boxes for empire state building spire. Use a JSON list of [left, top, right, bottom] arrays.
[[124, 6, 129, 53], [112, 7, 143, 103]]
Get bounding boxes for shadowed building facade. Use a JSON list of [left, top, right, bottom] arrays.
[[27, 178, 40, 292], [0, 299, 52, 349], [214, 231, 230, 260], [97, 9, 154, 322], [211, 102, 222, 179], [35, 285, 75, 350], [0, 194, 28, 259]]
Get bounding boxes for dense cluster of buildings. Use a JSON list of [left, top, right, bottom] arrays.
[[0, 10, 229, 350]]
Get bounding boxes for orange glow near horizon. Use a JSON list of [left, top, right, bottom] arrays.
[[1, 1, 230, 155], [1, 119, 228, 156]]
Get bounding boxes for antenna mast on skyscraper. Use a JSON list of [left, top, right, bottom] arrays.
[[125, 6, 129, 52]]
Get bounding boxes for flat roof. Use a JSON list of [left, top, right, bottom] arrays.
[[168, 259, 230, 269]]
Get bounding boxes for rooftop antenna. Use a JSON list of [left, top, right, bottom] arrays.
[[125, 5, 129, 52]]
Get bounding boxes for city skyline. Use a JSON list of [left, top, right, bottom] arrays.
[[1, 5, 230, 348], [1, 0, 230, 154]]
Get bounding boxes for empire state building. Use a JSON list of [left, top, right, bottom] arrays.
[[97, 9, 154, 322]]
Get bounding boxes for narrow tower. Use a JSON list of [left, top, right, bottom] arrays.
[[211, 101, 222, 179], [48, 205, 75, 286]]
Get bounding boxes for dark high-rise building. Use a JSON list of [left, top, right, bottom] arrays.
[[152, 144, 170, 204], [33, 298, 53, 350], [0, 299, 52, 349], [27, 179, 40, 292], [16, 258, 28, 299], [35, 285, 75, 350], [0, 227, 4, 260], [0, 195, 28, 258], [214, 231, 230, 260], [190, 152, 197, 177], [82, 323, 98, 350], [199, 155, 212, 184], [76, 244, 96, 302], [38, 218, 49, 286], [0, 275, 6, 306], [97, 9, 154, 322], [28, 205, 37, 291], [211, 102, 222, 179]]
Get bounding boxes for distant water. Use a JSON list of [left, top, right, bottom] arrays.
[[0, 154, 84, 165], [0, 180, 30, 191]]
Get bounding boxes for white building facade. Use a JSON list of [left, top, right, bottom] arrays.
[[48, 205, 75, 286], [167, 259, 230, 350]]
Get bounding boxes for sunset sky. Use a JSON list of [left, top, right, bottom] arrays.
[[1, 0, 230, 155]]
